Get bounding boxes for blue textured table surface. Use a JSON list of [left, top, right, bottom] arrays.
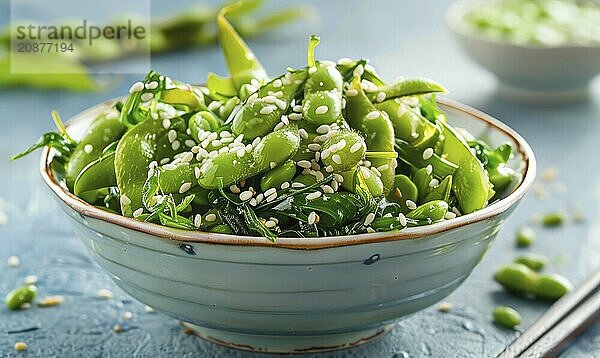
[[1, 1, 599, 357]]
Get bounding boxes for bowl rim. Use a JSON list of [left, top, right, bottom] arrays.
[[446, 0, 600, 51], [39, 97, 536, 250]]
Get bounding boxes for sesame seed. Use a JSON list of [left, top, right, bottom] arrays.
[[311, 161, 321, 171], [364, 213, 375, 226], [298, 128, 309, 139], [144, 305, 155, 313], [97, 288, 113, 299], [281, 182, 290, 189], [266, 192, 278, 202], [345, 88, 358, 97], [171, 140, 181, 151], [423, 148, 434, 160], [315, 105, 329, 115], [364, 160, 372, 168], [333, 174, 344, 182], [437, 302, 453, 312], [398, 213, 407, 226], [377, 164, 389, 172], [239, 191, 253, 201], [274, 122, 285, 131], [132, 208, 144, 218], [297, 160, 312, 169], [366, 227, 376, 233], [179, 182, 192, 194], [308, 143, 321, 151], [185, 140, 196, 148], [395, 188, 403, 199], [122, 311, 134, 320], [289, 113, 303, 121], [7, 255, 20, 267], [145, 81, 159, 90], [321, 149, 331, 159], [24, 275, 37, 285], [263, 95, 277, 103], [275, 99, 287, 110], [113, 324, 123, 333], [205, 213, 217, 222], [445, 212, 457, 220], [376, 92, 386, 103], [308, 67, 317, 74], [293, 105, 303, 112], [315, 171, 325, 180], [281, 115, 290, 125], [180, 152, 194, 163], [325, 165, 334, 173], [429, 179, 440, 188], [308, 211, 319, 224], [14, 342, 27, 351], [452, 207, 462, 216], [315, 152, 321, 161], [291, 182, 305, 188], [120, 195, 131, 206], [366, 111, 380, 120], [353, 64, 364, 77], [37, 295, 65, 307], [371, 167, 381, 177], [322, 185, 334, 194], [406, 200, 417, 210], [163, 163, 177, 171], [316, 124, 330, 134], [306, 191, 322, 201], [273, 79, 283, 87], [128, 81, 144, 93], [332, 154, 342, 164], [140, 92, 154, 102], [331, 180, 339, 191], [350, 142, 362, 153], [264, 220, 277, 228], [338, 57, 353, 65], [426, 164, 433, 175], [194, 214, 202, 228], [83, 144, 94, 154], [260, 106, 274, 115]]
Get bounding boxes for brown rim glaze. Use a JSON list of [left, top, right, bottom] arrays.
[[39, 97, 536, 250]]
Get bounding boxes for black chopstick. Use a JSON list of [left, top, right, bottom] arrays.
[[497, 268, 600, 358]]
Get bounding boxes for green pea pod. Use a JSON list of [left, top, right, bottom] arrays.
[[376, 100, 440, 148], [440, 121, 491, 214], [394, 138, 458, 179], [321, 129, 366, 172], [217, 1, 268, 92], [159, 163, 203, 194], [161, 87, 206, 110], [424, 175, 453, 203], [366, 78, 447, 103], [412, 167, 433, 203], [74, 151, 117, 199], [206, 72, 237, 97], [406, 200, 448, 223], [115, 117, 167, 216], [66, 112, 125, 190], [387, 174, 419, 212], [231, 69, 307, 140], [260, 160, 297, 191], [345, 75, 395, 194], [198, 125, 300, 189]]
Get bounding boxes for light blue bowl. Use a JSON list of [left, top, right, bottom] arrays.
[[40, 98, 535, 353], [447, 0, 600, 103]]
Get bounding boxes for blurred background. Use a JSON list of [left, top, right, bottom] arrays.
[[1, 0, 599, 356]]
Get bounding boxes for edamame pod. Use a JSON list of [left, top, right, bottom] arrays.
[[440, 121, 491, 214], [367, 78, 447, 103], [406, 200, 448, 223], [533, 274, 572, 301], [321, 129, 366, 172], [66, 111, 125, 190], [494, 263, 538, 295], [260, 160, 297, 191], [345, 75, 395, 194]]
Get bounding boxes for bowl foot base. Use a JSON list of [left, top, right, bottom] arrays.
[[181, 322, 395, 354], [496, 81, 589, 104]]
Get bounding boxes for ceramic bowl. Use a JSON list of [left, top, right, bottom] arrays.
[[447, 0, 600, 103], [40, 97, 535, 353]]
